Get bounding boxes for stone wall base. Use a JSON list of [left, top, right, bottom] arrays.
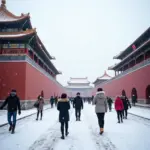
[[111, 97, 147, 104], [0, 99, 50, 110]]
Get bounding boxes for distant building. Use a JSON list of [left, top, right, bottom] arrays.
[[66, 77, 93, 97], [93, 71, 112, 87]]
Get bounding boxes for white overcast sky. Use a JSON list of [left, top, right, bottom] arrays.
[[8, 0, 150, 86]]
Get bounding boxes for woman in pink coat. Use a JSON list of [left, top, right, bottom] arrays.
[[115, 96, 124, 123], [35, 95, 44, 121]]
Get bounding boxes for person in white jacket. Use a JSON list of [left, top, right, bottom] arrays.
[[93, 88, 107, 135]]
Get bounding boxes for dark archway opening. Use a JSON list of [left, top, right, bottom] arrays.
[[146, 85, 150, 104], [131, 88, 138, 103]]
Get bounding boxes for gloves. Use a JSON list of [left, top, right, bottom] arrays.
[[0, 106, 3, 110], [18, 111, 21, 115]]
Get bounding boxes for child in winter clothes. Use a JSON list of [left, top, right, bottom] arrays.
[[115, 96, 124, 123]]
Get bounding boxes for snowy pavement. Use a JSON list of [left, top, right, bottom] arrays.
[[0, 104, 150, 150], [128, 106, 150, 119], [0, 105, 51, 126]]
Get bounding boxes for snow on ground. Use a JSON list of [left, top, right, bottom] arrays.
[[0, 107, 59, 150], [0, 105, 50, 126], [53, 110, 97, 150], [0, 103, 150, 150], [128, 106, 150, 119], [85, 104, 150, 150]]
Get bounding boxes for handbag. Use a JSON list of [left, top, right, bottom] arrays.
[[34, 101, 39, 108]]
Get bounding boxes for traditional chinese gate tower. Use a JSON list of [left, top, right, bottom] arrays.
[[66, 77, 93, 97], [0, 0, 65, 109]]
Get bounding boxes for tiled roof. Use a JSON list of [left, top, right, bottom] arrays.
[[0, 1, 29, 22], [68, 77, 90, 84], [93, 71, 111, 84], [0, 29, 36, 38], [98, 71, 112, 80], [66, 85, 93, 89]]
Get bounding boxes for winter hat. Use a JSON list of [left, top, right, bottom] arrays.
[[11, 89, 16, 93], [10, 89, 17, 96], [77, 92, 80, 95]]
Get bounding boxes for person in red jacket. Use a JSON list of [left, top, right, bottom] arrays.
[[115, 96, 124, 123]]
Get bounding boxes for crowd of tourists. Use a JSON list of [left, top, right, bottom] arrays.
[[0, 88, 133, 139]]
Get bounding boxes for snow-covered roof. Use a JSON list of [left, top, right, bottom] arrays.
[[68, 77, 90, 84], [0, 1, 29, 22], [93, 71, 111, 84], [0, 29, 36, 38], [66, 85, 93, 89], [98, 71, 112, 80]]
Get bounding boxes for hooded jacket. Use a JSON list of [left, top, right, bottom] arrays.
[[93, 91, 107, 113], [57, 98, 70, 122], [115, 97, 124, 111]]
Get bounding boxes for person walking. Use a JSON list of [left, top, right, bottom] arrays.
[[121, 96, 131, 119], [54, 96, 58, 107], [73, 92, 83, 121], [107, 97, 113, 112], [0, 89, 21, 134], [115, 96, 124, 123], [50, 96, 54, 108], [57, 93, 70, 140], [93, 88, 107, 135], [35, 95, 44, 121]]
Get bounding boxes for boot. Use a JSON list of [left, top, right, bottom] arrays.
[[66, 129, 69, 136], [121, 119, 123, 123], [118, 120, 120, 123], [36, 118, 38, 121], [9, 125, 12, 131], [61, 127, 65, 139], [66, 131, 69, 136], [61, 135, 65, 139], [100, 128, 104, 135], [11, 125, 15, 134]]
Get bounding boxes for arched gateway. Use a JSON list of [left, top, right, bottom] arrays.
[[131, 88, 138, 103], [146, 85, 150, 104], [122, 90, 126, 96]]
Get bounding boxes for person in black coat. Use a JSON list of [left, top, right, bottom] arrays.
[[121, 96, 131, 119], [0, 89, 21, 134], [107, 97, 113, 112], [73, 92, 83, 121], [57, 93, 70, 140]]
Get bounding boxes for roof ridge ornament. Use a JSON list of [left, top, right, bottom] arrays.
[[1, 0, 6, 8]]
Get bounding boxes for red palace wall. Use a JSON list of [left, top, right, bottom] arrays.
[[93, 65, 150, 102], [25, 63, 65, 100], [0, 62, 65, 101], [0, 62, 26, 100]]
